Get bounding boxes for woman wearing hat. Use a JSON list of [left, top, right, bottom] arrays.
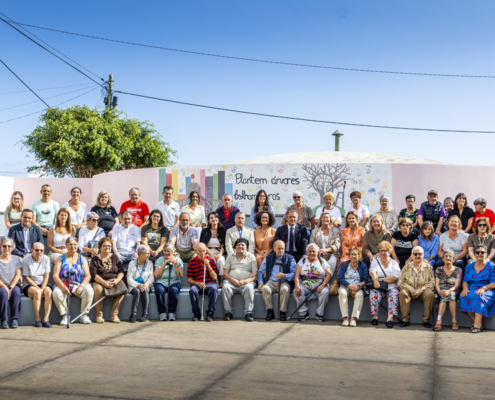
[[346, 191, 370, 231], [375, 194, 398, 235]]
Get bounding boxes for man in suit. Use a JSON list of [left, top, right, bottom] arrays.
[[274, 210, 308, 263], [9, 209, 43, 258], [215, 194, 240, 230], [225, 213, 255, 256]]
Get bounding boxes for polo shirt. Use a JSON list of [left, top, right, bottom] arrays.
[[224, 253, 257, 280], [111, 224, 141, 254], [155, 200, 181, 230], [119, 200, 150, 227], [187, 256, 218, 284]]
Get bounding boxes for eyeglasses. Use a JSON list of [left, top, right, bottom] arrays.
[[2, 245, 12, 248], [293, 196, 302, 199], [475, 251, 486, 255], [33, 249, 44, 252], [412, 253, 423, 256], [379, 250, 388, 253]]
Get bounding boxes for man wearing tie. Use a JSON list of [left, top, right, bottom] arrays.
[[274, 210, 308, 263], [225, 213, 255, 256], [9, 209, 43, 258], [258, 240, 296, 321]]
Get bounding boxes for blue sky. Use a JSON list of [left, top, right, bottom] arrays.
[[1, 1, 494, 176]]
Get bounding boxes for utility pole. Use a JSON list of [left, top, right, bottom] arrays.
[[104, 74, 118, 108]]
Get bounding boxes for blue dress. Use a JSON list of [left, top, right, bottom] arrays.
[[460, 262, 495, 317]]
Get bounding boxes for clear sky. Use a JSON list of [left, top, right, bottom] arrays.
[[1, 1, 494, 176]]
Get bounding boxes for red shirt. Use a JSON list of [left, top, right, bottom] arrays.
[[474, 208, 495, 228], [119, 200, 150, 227], [223, 207, 231, 222], [187, 256, 218, 284]]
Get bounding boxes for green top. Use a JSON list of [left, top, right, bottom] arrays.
[[31, 199, 60, 227], [4, 208, 22, 225], [155, 256, 183, 287]]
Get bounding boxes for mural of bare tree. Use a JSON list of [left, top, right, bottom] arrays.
[[302, 163, 351, 203]]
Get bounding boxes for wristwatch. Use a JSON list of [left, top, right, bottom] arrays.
[[8, 286, 12, 291]]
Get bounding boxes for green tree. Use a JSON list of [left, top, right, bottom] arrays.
[[20, 106, 177, 177]]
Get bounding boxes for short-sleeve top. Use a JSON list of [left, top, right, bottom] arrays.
[[90, 205, 119, 234], [439, 231, 468, 257], [463, 262, 495, 290], [399, 208, 418, 224], [0, 256, 22, 286], [447, 208, 475, 232], [141, 225, 170, 251], [90, 254, 124, 281], [62, 202, 89, 226], [369, 258, 401, 289], [4, 208, 22, 225], [346, 204, 370, 230], [435, 266, 461, 290], [155, 256, 183, 287], [181, 204, 206, 226], [297, 257, 329, 286], [467, 233, 495, 254], [392, 231, 418, 265], [284, 204, 314, 230]]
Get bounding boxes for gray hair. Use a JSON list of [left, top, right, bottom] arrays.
[[121, 210, 133, 219], [2, 238, 15, 250], [179, 212, 190, 220], [474, 244, 488, 253], [293, 190, 303, 197], [307, 243, 320, 253], [129, 187, 141, 195], [137, 244, 150, 255], [86, 212, 99, 222], [287, 209, 299, 217], [412, 246, 424, 254], [443, 249, 455, 258], [379, 194, 390, 202], [163, 243, 176, 253], [474, 198, 487, 207], [222, 193, 232, 200], [236, 212, 245, 218]]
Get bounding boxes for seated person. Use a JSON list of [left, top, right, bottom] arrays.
[[460, 244, 495, 333], [0, 238, 22, 329], [141, 209, 170, 264], [391, 218, 418, 269], [215, 194, 240, 230], [111, 211, 141, 272], [9, 209, 43, 258], [250, 189, 275, 228], [362, 214, 392, 268], [417, 190, 446, 234], [222, 238, 258, 322], [397, 246, 435, 328], [119, 187, 149, 227], [22, 242, 52, 328], [340, 211, 365, 263], [309, 212, 340, 274], [473, 198, 495, 234], [187, 243, 218, 322], [375, 194, 398, 235], [435, 215, 468, 273], [314, 191, 342, 228], [467, 218, 495, 263], [225, 213, 255, 256], [169, 212, 198, 263], [294, 243, 331, 322], [200, 212, 226, 287], [254, 211, 277, 269], [47, 208, 75, 264], [258, 240, 296, 321], [127, 245, 154, 323], [417, 221, 440, 266], [399, 195, 419, 233], [274, 210, 308, 263], [78, 212, 105, 264]]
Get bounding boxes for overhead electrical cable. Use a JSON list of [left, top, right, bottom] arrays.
[[0, 82, 97, 95]]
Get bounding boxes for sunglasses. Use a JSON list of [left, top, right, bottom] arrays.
[[33, 249, 44, 252], [379, 250, 388, 253], [412, 253, 423, 256], [293, 196, 302, 199], [2, 245, 12, 248], [475, 251, 486, 255], [478, 224, 487, 227]]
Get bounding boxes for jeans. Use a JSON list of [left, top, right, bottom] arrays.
[[130, 287, 150, 318], [0, 286, 21, 322], [155, 282, 181, 314], [189, 282, 218, 316]]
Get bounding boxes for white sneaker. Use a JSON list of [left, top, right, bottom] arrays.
[[168, 313, 176, 321], [60, 315, 68, 326], [159, 313, 168, 321], [80, 315, 92, 324], [350, 319, 357, 327], [342, 319, 349, 326]]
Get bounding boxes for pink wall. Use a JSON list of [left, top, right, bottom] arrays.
[[392, 164, 495, 210]]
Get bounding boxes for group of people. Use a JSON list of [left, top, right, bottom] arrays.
[[1, 184, 494, 333]]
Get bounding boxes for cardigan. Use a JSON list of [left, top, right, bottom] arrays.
[[127, 260, 154, 292], [310, 226, 341, 258], [337, 260, 368, 288]]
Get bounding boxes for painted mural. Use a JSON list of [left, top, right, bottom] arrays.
[[158, 163, 392, 216]]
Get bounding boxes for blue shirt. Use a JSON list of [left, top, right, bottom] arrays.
[[258, 255, 296, 283], [418, 234, 440, 260]]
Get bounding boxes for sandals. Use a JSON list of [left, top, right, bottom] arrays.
[[434, 323, 442, 331], [452, 322, 459, 330], [471, 327, 482, 333]]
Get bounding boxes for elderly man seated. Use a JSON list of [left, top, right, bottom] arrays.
[[169, 212, 198, 263], [398, 246, 435, 328], [222, 238, 258, 322], [22, 242, 52, 328], [187, 243, 218, 321], [9, 209, 43, 258], [111, 211, 141, 274], [225, 213, 255, 256], [258, 240, 296, 321]]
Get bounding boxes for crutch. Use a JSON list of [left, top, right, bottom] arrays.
[[287, 285, 320, 321], [200, 261, 206, 321], [275, 260, 282, 319], [166, 262, 173, 315], [71, 296, 106, 324], [66, 271, 76, 329]]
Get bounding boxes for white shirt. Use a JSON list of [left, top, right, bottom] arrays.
[[315, 206, 342, 226], [62, 202, 89, 225], [23, 226, 30, 251], [78, 226, 106, 253], [286, 224, 298, 253], [112, 224, 141, 254], [155, 200, 181, 230], [346, 204, 370, 230], [22, 254, 50, 287], [369, 258, 401, 289]]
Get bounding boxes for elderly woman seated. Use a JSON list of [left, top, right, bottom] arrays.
[[362, 215, 392, 268], [434, 249, 462, 331], [0, 238, 22, 329], [375, 194, 398, 235], [309, 211, 340, 275], [90, 237, 125, 323], [467, 217, 495, 263], [127, 244, 155, 323], [294, 243, 332, 322], [337, 246, 368, 327], [460, 244, 495, 333], [436, 215, 468, 273], [398, 246, 435, 328], [78, 212, 105, 265], [369, 241, 401, 328]]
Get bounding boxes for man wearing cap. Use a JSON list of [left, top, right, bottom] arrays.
[[473, 198, 495, 234], [417, 190, 446, 235], [222, 238, 258, 322]]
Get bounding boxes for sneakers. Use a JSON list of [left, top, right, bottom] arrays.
[[60, 315, 68, 326], [192, 315, 200, 321], [342, 319, 349, 326], [168, 313, 176, 321], [43, 321, 52, 328], [224, 312, 233, 321], [245, 313, 254, 322], [159, 313, 168, 321], [349, 319, 357, 327], [265, 309, 275, 321], [315, 314, 325, 322], [139, 316, 149, 323], [1, 321, 9, 329], [129, 315, 137, 323], [299, 312, 310, 322], [206, 314, 214, 322], [35, 320, 43, 328], [80, 315, 92, 324], [11, 319, 18, 329], [279, 312, 287, 321]]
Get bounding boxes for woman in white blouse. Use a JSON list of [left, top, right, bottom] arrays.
[[127, 245, 154, 323], [181, 190, 206, 237], [346, 191, 370, 230], [62, 187, 89, 232], [375, 194, 398, 234], [47, 208, 76, 264]]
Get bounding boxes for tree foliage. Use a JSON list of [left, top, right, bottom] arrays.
[[20, 106, 177, 177]]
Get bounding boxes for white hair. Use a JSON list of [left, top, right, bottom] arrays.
[[293, 190, 303, 197], [412, 246, 424, 254], [307, 243, 320, 252], [137, 244, 150, 255]]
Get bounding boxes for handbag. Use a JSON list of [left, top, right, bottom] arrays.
[[85, 227, 103, 256], [365, 259, 389, 292], [329, 260, 343, 296], [104, 280, 127, 298]]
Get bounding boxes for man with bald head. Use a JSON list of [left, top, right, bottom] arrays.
[[215, 194, 240, 230], [258, 240, 296, 321], [187, 243, 218, 321]]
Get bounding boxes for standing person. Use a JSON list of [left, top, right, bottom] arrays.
[[9, 209, 43, 258], [275, 210, 308, 263], [473, 198, 495, 234], [0, 238, 22, 329], [155, 186, 181, 230], [119, 187, 150, 227], [250, 190, 275, 228], [416, 190, 446, 234], [141, 210, 169, 264], [418, 221, 440, 266], [254, 211, 277, 269], [181, 190, 206, 237], [314, 192, 342, 229], [391, 218, 418, 269], [47, 208, 76, 265], [215, 194, 240, 230], [435, 215, 468, 273], [187, 243, 218, 322], [200, 212, 226, 287], [309, 212, 340, 274], [399, 195, 419, 233], [346, 191, 370, 230], [127, 245, 154, 323], [282, 191, 315, 235], [375, 194, 398, 235], [467, 218, 495, 263], [91, 191, 119, 237], [111, 211, 141, 270], [62, 187, 89, 232], [447, 193, 474, 233], [78, 212, 106, 264], [340, 211, 365, 263], [362, 215, 392, 268], [31, 184, 60, 248], [225, 213, 255, 256], [4, 191, 23, 236], [22, 242, 52, 328], [169, 213, 198, 263]]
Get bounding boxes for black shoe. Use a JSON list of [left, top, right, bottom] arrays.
[[299, 312, 310, 322], [192, 315, 200, 322], [371, 319, 379, 326], [224, 312, 233, 321], [139, 315, 149, 323], [386, 321, 394, 328], [423, 322, 432, 328], [265, 309, 275, 321], [206, 314, 214, 322], [279, 312, 287, 321], [399, 321, 410, 328], [245, 313, 254, 322], [129, 315, 137, 323], [315, 313, 325, 322]]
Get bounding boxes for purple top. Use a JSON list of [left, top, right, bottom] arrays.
[[417, 204, 447, 218]]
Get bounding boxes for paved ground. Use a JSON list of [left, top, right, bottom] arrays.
[[0, 319, 493, 400]]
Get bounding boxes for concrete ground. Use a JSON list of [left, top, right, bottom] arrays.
[[0, 319, 493, 400]]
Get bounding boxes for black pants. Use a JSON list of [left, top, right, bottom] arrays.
[[130, 287, 150, 318]]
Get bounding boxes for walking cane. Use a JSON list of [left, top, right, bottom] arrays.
[[66, 271, 76, 329], [200, 261, 207, 321], [71, 296, 105, 324], [166, 262, 173, 315], [275, 260, 282, 319], [287, 285, 320, 321]]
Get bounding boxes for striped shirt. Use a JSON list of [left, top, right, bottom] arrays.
[[398, 261, 435, 292], [169, 225, 198, 251], [187, 256, 217, 284]]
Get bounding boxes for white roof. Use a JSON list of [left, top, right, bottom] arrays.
[[231, 151, 447, 165]]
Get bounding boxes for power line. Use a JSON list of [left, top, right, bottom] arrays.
[[0, 58, 49, 107], [0, 12, 103, 82], [0, 82, 96, 95], [12, 21, 495, 79], [0, 17, 104, 86], [115, 90, 495, 134], [0, 86, 99, 124]]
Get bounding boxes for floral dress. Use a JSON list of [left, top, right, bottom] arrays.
[[460, 262, 495, 317], [435, 266, 461, 303], [59, 254, 85, 286], [300, 258, 328, 286]]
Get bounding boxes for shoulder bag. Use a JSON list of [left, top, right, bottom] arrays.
[[365, 259, 389, 292], [85, 227, 103, 256], [330, 260, 346, 295]]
